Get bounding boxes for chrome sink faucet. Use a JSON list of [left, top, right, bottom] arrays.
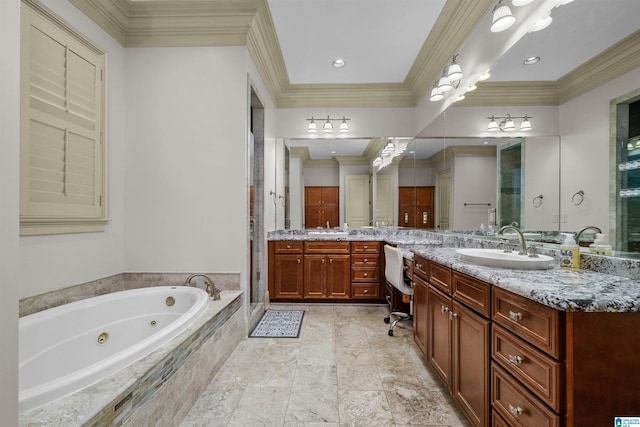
[[574, 226, 602, 244], [184, 273, 221, 300], [498, 225, 528, 255]]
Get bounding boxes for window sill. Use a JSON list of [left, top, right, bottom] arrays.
[[20, 217, 110, 236]]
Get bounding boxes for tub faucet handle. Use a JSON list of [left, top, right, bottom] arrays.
[[184, 273, 221, 300]]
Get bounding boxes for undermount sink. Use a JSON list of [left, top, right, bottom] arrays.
[[308, 231, 349, 236], [456, 248, 554, 270]]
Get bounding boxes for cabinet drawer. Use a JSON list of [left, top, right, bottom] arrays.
[[274, 241, 303, 254], [351, 267, 379, 282], [452, 271, 491, 318], [492, 325, 563, 412], [492, 287, 563, 359], [429, 261, 451, 294], [351, 241, 380, 253], [413, 254, 429, 281], [404, 258, 414, 277], [351, 254, 380, 267], [351, 284, 379, 299], [491, 363, 561, 427], [304, 241, 351, 254], [492, 410, 511, 427]]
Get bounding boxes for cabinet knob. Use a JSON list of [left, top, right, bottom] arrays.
[[322, 259, 325, 264], [441, 305, 449, 314], [508, 354, 524, 365], [364, 245, 368, 249], [364, 258, 368, 263], [508, 404, 523, 417], [363, 273, 368, 277], [297, 258, 301, 264], [364, 289, 369, 293], [286, 244, 291, 249], [449, 311, 458, 320], [508, 311, 523, 322]]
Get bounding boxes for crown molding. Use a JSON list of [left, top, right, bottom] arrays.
[[428, 144, 495, 165], [557, 29, 640, 105], [288, 146, 310, 162], [66, 0, 640, 109], [399, 157, 434, 168], [335, 156, 369, 166], [363, 138, 388, 162], [457, 81, 560, 106], [405, 0, 496, 105]]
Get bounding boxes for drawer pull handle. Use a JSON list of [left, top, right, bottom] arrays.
[[509, 311, 523, 322], [441, 305, 449, 314], [508, 404, 523, 417], [508, 354, 524, 365]]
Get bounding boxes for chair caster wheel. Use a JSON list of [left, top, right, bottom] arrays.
[[388, 330, 394, 336], [383, 317, 390, 324]]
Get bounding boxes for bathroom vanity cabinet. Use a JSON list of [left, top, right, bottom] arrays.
[[414, 255, 490, 427], [268, 240, 383, 302], [413, 256, 640, 427]]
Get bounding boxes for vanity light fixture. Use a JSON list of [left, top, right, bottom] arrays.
[[512, 0, 534, 6], [491, 0, 516, 33], [437, 74, 453, 92], [429, 81, 444, 102], [306, 116, 350, 133], [446, 54, 464, 82], [455, 94, 466, 102], [478, 70, 491, 81], [558, 0, 575, 5], [487, 114, 533, 132], [532, 12, 552, 32]]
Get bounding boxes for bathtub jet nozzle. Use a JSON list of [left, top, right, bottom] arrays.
[[184, 273, 221, 300]]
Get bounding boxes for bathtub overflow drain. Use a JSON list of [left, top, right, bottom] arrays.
[[150, 320, 157, 327], [166, 296, 175, 307], [97, 332, 109, 345]]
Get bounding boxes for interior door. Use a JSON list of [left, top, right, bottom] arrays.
[[375, 175, 394, 225], [345, 175, 370, 229], [416, 186, 435, 229], [436, 169, 451, 230]]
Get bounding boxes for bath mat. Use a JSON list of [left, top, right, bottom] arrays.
[[250, 309, 305, 338]]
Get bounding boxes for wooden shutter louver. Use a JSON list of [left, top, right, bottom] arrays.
[[21, 2, 106, 234]]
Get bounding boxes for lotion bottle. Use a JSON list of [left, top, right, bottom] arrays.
[[560, 233, 580, 270]]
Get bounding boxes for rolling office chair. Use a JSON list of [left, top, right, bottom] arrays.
[[383, 245, 413, 336]]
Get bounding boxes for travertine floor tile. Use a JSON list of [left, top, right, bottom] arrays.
[[183, 304, 471, 427]]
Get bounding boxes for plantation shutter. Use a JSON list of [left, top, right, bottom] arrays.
[[21, 3, 106, 233]]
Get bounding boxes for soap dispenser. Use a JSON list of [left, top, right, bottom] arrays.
[[590, 233, 612, 256], [560, 233, 580, 271]]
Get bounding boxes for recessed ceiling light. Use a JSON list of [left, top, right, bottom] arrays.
[[332, 59, 346, 68], [523, 56, 540, 65], [331, 150, 336, 154], [483, 141, 490, 145]]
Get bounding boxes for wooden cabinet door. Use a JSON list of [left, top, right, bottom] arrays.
[[416, 186, 435, 229], [428, 285, 453, 390], [413, 275, 428, 355], [273, 254, 304, 299], [326, 254, 351, 299], [452, 300, 490, 427], [304, 255, 326, 298], [398, 187, 416, 227], [304, 187, 339, 228]]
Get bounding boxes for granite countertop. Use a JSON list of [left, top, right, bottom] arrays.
[[412, 247, 640, 313], [268, 229, 640, 313]]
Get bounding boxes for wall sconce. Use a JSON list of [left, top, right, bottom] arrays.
[[486, 114, 532, 132], [307, 116, 350, 133]]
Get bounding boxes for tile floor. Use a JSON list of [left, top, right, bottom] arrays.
[[181, 304, 471, 427]]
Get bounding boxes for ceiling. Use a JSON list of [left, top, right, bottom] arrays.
[[277, 0, 640, 159], [268, 0, 640, 85]]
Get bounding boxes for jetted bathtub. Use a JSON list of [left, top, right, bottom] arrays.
[[19, 286, 210, 414]]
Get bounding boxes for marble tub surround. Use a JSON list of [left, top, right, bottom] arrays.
[[20, 272, 241, 317], [414, 247, 640, 313], [19, 290, 244, 427]]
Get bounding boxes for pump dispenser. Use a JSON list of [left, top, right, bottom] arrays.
[[590, 233, 612, 255], [560, 233, 580, 270]]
